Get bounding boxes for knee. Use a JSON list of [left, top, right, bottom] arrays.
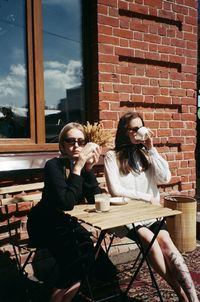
[[157, 232, 174, 253]]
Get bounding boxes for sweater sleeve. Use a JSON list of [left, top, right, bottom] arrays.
[[43, 158, 84, 211], [43, 158, 101, 211], [82, 169, 102, 203], [104, 151, 152, 202], [148, 148, 171, 185]]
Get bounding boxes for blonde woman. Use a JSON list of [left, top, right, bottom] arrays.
[[28, 122, 102, 302]]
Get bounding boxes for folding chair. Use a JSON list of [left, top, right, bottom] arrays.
[[2, 200, 57, 298], [2, 200, 37, 276]]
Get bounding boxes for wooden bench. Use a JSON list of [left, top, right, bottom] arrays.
[[0, 182, 44, 206], [0, 177, 107, 205]]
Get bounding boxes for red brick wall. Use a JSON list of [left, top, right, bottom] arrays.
[[96, 0, 198, 197]]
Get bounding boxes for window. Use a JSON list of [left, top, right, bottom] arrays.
[[0, 1, 29, 139], [42, 0, 84, 143], [0, 0, 91, 152]]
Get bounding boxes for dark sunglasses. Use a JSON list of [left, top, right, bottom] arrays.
[[127, 127, 141, 133], [64, 138, 86, 146]]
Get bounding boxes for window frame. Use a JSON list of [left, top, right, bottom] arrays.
[[0, 0, 92, 153]]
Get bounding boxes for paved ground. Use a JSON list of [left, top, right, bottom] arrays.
[[0, 234, 199, 302], [0, 235, 138, 302]]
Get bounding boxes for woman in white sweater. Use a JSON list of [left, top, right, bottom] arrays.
[[104, 111, 199, 302]]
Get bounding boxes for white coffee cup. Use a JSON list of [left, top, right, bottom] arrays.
[[135, 126, 152, 141], [87, 142, 99, 151], [86, 142, 99, 164], [95, 193, 110, 212]]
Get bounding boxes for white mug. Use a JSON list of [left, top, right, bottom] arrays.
[[135, 126, 152, 141], [86, 142, 99, 164]]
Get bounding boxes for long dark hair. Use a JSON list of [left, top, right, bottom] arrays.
[[115, 112, 150, 174]]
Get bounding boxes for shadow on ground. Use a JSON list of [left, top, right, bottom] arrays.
[[0, 250, 55, 302], [0, 251, 141, 302]]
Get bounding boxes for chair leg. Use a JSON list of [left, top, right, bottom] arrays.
[[21, 250, 35, 274], [104, 234, 115, 255], [11, 243, 22, 271]]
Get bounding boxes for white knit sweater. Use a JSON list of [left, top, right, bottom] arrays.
[[104, 148, 171, 228]]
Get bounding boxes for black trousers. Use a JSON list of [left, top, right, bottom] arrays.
[[27, 206, 95, 288], [27, 205, 117, 288]]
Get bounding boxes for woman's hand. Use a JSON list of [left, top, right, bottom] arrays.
[[73, 143, 102, 174], [143, 129, 154, 150], [85, 144, 102, 171], [150, 196, 161, 206]]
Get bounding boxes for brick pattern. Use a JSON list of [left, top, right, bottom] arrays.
[[97, 0, 198, 197]]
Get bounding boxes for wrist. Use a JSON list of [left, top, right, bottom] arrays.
[[85, 164, 93, 172], [73, 165, 82, 175]]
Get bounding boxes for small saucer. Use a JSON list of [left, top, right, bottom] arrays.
[[110, 197, 129, 205]]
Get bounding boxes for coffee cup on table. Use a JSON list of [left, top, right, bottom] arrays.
[[94, 193, 110, 212]]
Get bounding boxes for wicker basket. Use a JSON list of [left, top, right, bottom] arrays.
[[164, 195, 197, 253]]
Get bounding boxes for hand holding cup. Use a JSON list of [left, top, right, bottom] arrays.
[[84, 142, 102, 170], [135, 127, 153, 141], [135, 127, 154, 150]]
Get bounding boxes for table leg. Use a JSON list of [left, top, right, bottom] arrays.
[[123, 218, 166, 301], [81, 229, 121, 302], [94, 230, 107, 259]]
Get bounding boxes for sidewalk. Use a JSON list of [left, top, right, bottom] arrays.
[[104, 235, 139, 265]]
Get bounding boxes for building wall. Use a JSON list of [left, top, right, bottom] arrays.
[[97, 0, 198, 198]]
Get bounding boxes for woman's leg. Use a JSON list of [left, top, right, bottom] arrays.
[[47, 220, 95, 302], [136, 227, 198, 302], [49, 282, 80, 302], [157, 230, 199, 302]]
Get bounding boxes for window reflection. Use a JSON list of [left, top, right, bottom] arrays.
[[42, 0, 84, 143], [0, 0, 29, 138]]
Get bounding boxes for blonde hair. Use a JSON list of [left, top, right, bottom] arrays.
[[59, 122, 85, 156]]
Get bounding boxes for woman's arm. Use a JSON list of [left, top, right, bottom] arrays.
[[104, 151, 152, 202], [80, 143, 102, 203], [148, 148, 171, 184], [82, 169, 101, 203], [141, 132, 171, 185], [44, 158, 84, 211]]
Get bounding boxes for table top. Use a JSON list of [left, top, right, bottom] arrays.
[[65, 199, 181, 231]]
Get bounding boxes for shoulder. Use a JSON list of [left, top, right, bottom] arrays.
[[105, 149, 116, 160], [45, 157, 59, 165], [104, 150, 118, 166], [45, 157, 63, 169]]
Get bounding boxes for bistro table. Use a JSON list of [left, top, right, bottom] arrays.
[[65, 199, 181, 302]]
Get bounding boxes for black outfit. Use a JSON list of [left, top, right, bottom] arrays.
[[27, 157, 102, 288], [127, 220, 168, 242]]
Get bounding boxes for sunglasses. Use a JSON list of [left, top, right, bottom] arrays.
[[127, 127, 141, 133], [64, 138, 86, 146]]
